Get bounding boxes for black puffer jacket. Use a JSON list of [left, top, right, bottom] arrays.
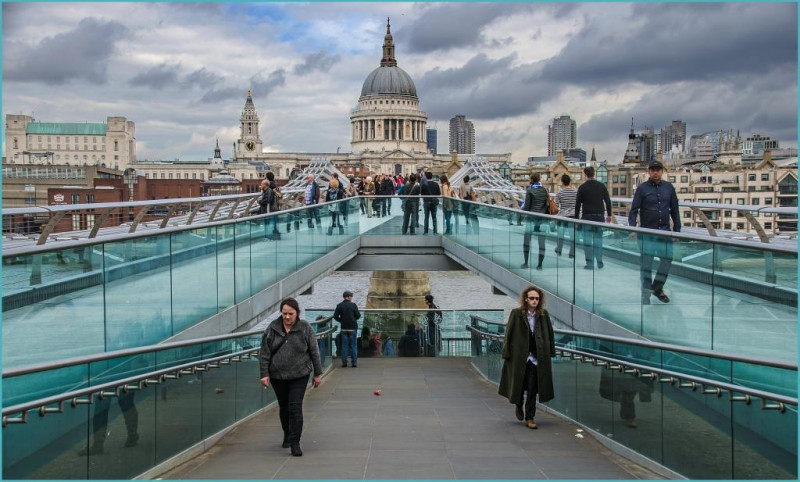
[[259, 318, 323, 380]]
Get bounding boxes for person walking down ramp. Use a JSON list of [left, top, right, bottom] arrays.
[[498, 285, 555, 429]]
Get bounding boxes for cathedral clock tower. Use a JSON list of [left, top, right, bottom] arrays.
[[236, 90, 263, 160]]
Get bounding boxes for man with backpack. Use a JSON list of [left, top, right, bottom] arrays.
[[258, 173, 281, 238]]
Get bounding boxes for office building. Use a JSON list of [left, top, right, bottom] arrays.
[[449, 115, 475, 154], [547, 115, 577, 156], [426, 127, 437, 154]]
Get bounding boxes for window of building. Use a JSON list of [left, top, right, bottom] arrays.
[[764, 222, 772, 229], [161, 173, 165, 179], [72, 214, 81, 231], [724, 210, 732, 217], [56, 144, 60, 150], [612, 175, 619, 182], [723, 222, 732, 230], [737, 222, 745, 229], [765, 198, 773, 205], [93, 137, 97, 144], [748, 174, 756, 181], [47, 136, 51, 142], [86, 214, 95, 230], [612, 187, 619, 195], [620, 187, 626, 195], [668, 176, 676, 182], [145, 173, 150, 179], [114, 140, 118, 151], [84, 137, 88, 143], [761, 174, 769, 181], [169, 173, 173, 179], [683, 211, 691, 218], [680, 188, 688, 193], [74, 136, 78, 143], [620, 175, 626, 182], [736, 199, 745, 205], [752, 198, 759, 205], [71, 194, 81, 204], [200, 173, 205, 180], [192, 173, 196, 180], [114, 155, 119, 160], [38, 136, 42, 142], [86, 194, 95, 203], [681, 176, 688, 182]]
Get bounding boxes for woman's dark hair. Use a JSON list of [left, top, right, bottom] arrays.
[[531, 173, 541, 183], [280, 297, 300, 314], [266, 171, 275, 181], [464, 175, 470, 183], [425, 294, 434, 303], [361, 326, 371, 338], [440, 174, 450, 186], [561, 174, 571, 186]]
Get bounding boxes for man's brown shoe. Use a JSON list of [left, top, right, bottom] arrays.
[[526, 419, 538, 429], [515, 404, 524, 421]]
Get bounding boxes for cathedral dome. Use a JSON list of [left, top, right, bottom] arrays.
[[360, 66, 417, 98]]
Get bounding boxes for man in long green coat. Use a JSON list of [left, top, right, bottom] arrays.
[[498, 285, 556, 429]]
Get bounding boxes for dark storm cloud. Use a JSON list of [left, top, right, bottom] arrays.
[[251, 69, 287, 98], [417, 53, 516, 90], [418, 54, 557, 121], [399, 3, 577, 53], [579, 68, 797, 149], [540, 3, 797, 86], [198, 69, 286, 104], [3, 17, 128, 85], [129, 63, 181, 89], [184, 68, 224, 89], [293, 51, 341, 76]]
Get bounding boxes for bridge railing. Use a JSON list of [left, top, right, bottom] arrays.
[[443, 197, 797, 362], [467, 315, 797, 480], [2, 199, 362, 369], [1, 318, 335, 479]]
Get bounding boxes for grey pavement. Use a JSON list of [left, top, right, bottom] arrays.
[[161, 357, 663, 480]]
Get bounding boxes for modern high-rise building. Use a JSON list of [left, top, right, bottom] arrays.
[[660, 120, 686, 154], [547, 115, 577, 156], [449, 115, 475, 154], [426, 127, 437, 154], [637, 126, 657, 163]]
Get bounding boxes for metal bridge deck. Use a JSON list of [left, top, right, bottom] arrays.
[[160, 358, 660, 480]]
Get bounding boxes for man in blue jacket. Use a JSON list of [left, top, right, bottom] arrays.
[[628, 161, 681, 304]]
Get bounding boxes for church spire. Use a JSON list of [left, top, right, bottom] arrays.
[[214, 138, 221, 159], [590, 146, 597, 163], [380, 17, 397, 67]]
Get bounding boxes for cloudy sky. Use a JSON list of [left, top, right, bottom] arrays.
[[2, 2, 797, 163]]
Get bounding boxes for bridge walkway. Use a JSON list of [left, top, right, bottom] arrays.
[[161, 358, 661, 480]]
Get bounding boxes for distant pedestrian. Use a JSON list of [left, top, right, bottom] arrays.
[[325, 177, 345, 235], [554, 174, 577, 258], [303, 174, 322, 229], [521, 173, 549, 270], [574, 166, 612, 270], [628, 160, 680, 304], [259, 297, 322, 456], [440, 174, 456, 234], [458, 175, 479, 233], [498, 286, 555, 430], [402, 174, 420, 235], [421, 172, 441, 234], [333, 291, 361, 367], [424, 294, 442, 356]]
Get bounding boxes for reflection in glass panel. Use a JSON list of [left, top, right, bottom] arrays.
[[172, 227, 219, 334], [105, 235, 172, 350]]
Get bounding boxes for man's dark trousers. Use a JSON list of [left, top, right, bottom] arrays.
[[640, 233, 674, 293], [581, 213, 605, 267]]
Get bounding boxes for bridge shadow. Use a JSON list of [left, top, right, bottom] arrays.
[[161, 358, 660, 479]]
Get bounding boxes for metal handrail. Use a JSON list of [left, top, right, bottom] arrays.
[[4, 195, 796, 256], [465, 325, 797, 410], [468, 314, 798, 370], [2, 326, 335, 426], [3, 316, 333, 378]]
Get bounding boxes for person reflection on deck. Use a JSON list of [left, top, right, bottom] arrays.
[[398, 324, 420, 357]]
